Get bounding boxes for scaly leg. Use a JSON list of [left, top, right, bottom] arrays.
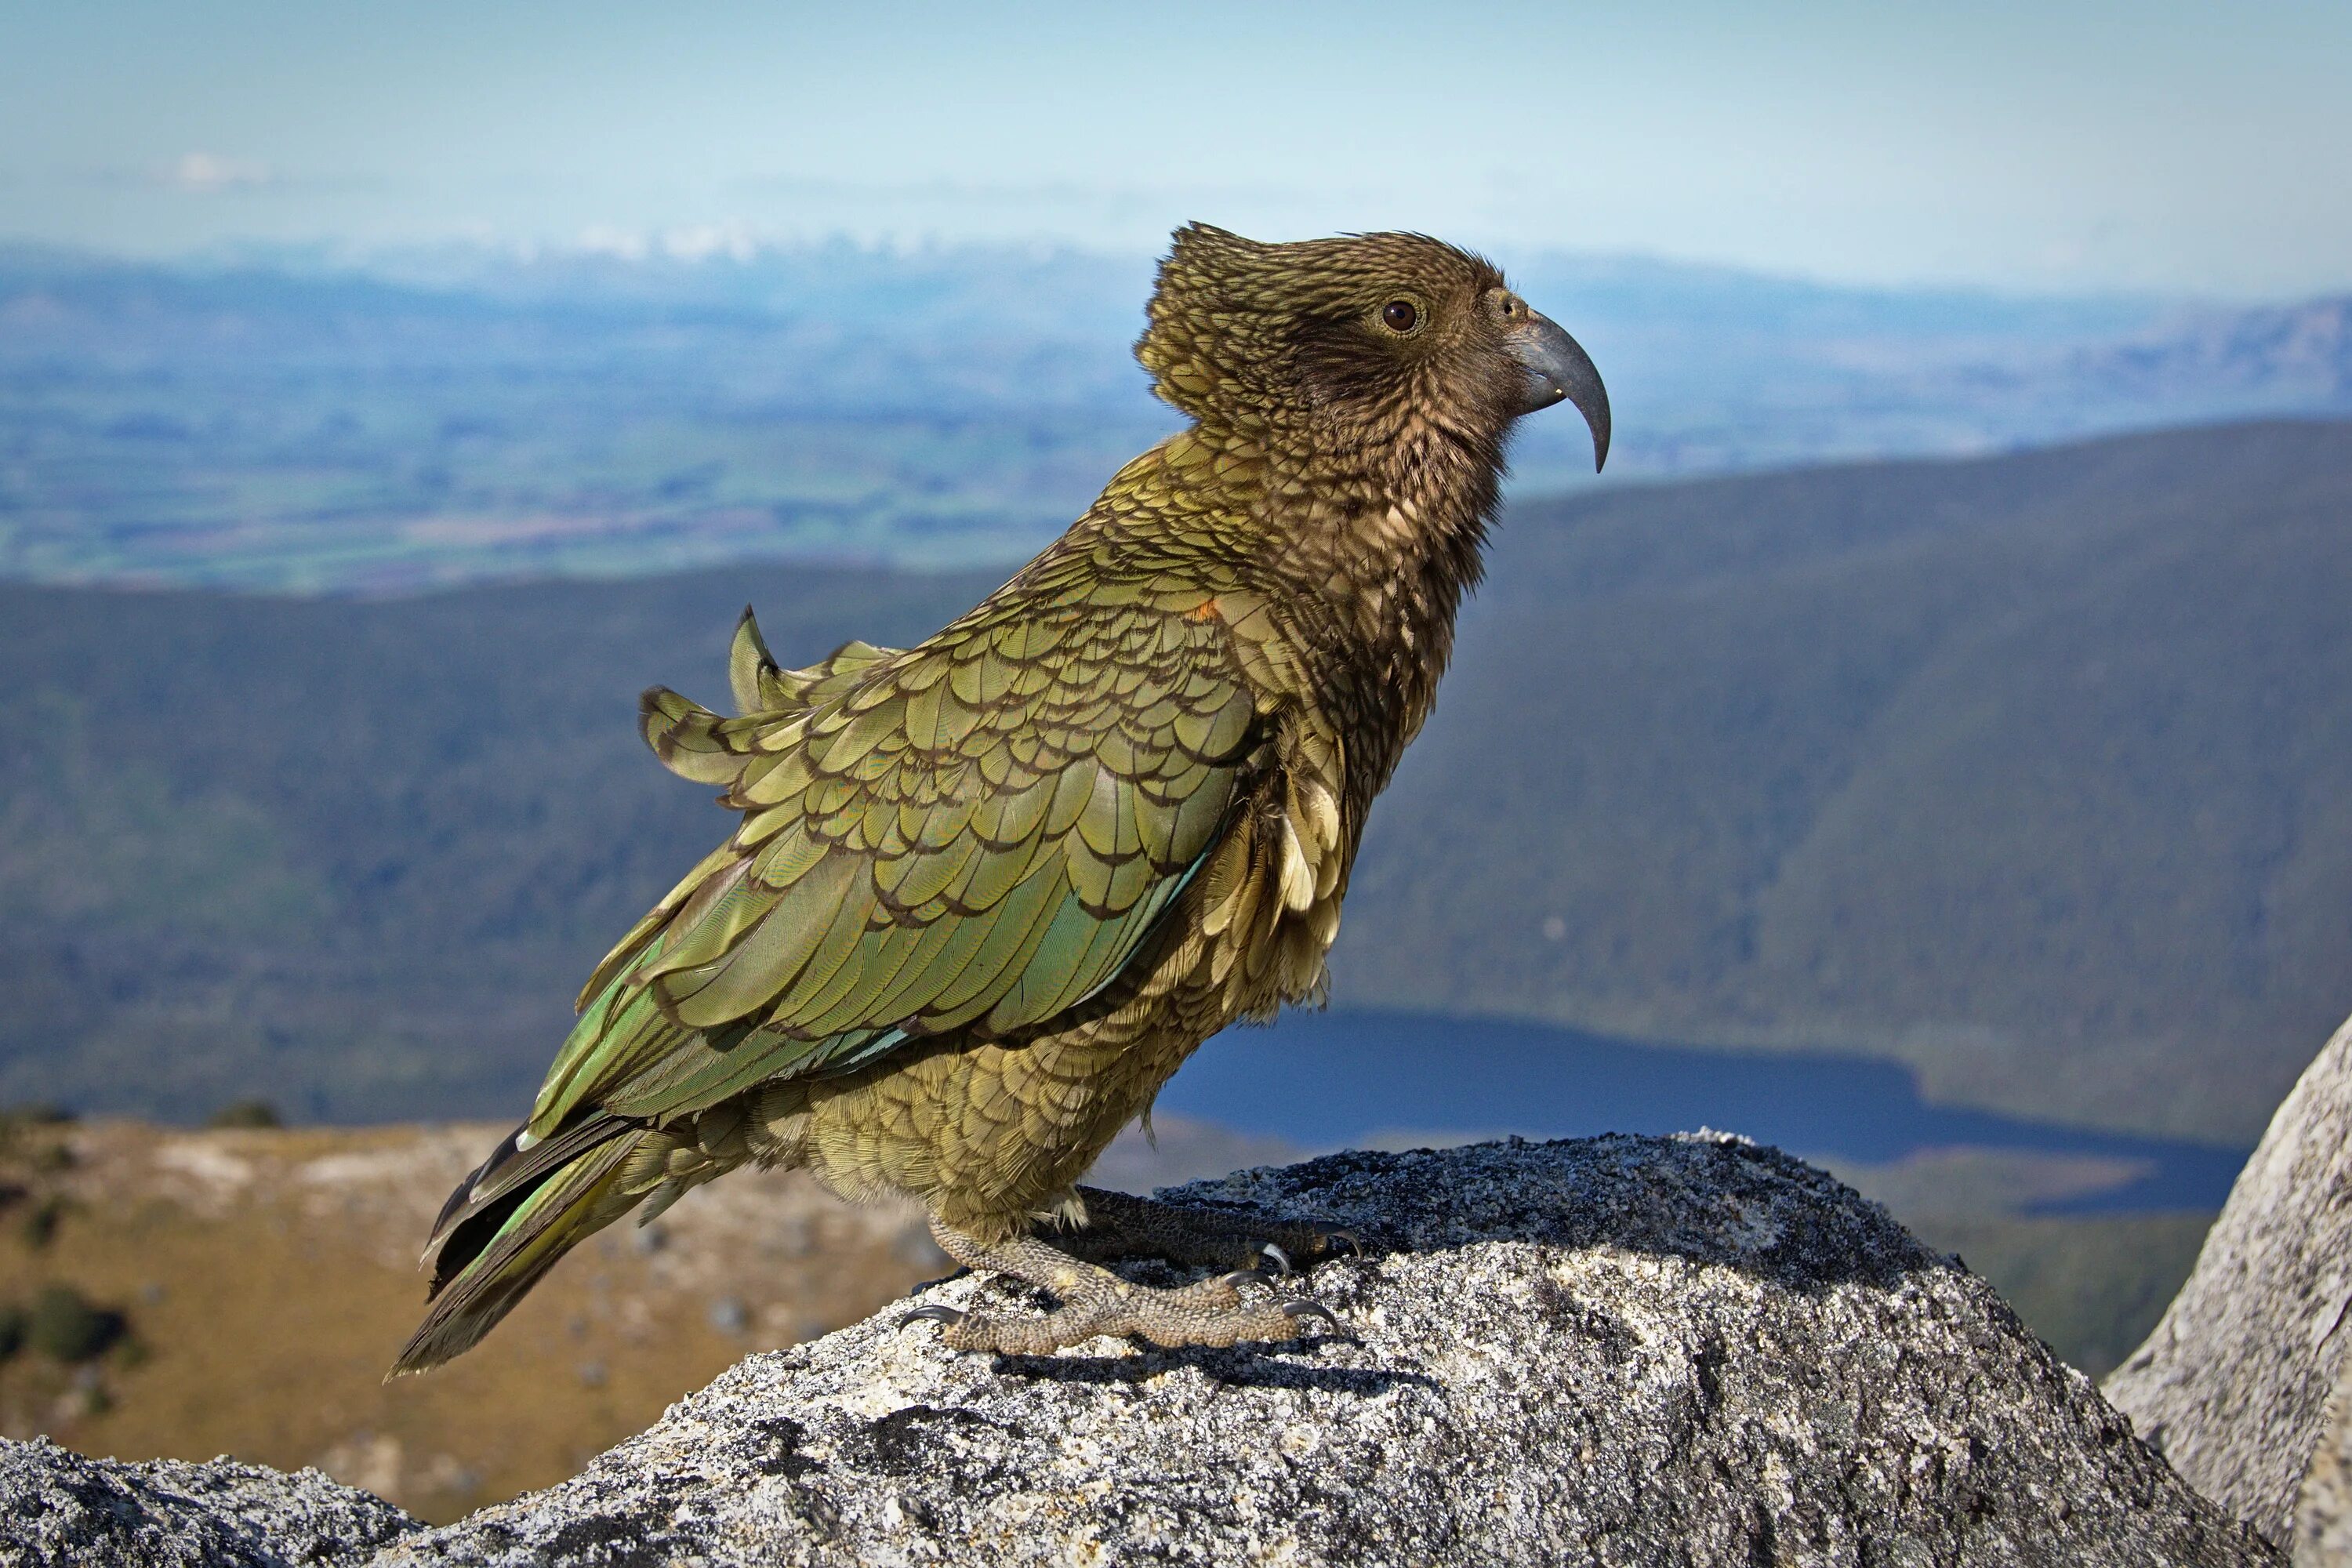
[[1053, 1185, 1359, 1274], [902, 1218, 1337, 1354]]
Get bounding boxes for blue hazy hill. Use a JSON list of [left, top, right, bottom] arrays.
[[4, 240, 2346, 592]]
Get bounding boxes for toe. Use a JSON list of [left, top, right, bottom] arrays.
[[1280, 1298, 1341, 1330], [898, 1303, 967, 1330]]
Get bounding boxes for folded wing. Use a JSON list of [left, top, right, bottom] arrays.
[[526, 597, 1262, 1138]]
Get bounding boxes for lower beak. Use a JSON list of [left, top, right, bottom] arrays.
[[1507, 311, 1611, 471]]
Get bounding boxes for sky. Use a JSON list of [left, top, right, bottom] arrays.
[[2, 0, 2347, 297]]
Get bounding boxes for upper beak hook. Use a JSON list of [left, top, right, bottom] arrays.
[[1508, 310, 1610, 472]]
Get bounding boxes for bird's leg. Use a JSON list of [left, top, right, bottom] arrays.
[[902, 1217, 1337, 1354], [1053, 1185, 1359, 1275]]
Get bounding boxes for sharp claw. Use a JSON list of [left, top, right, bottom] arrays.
[[1325, 1229, 1364, 1259], [1215, 1266, 1272, 1291], [898, 1304, 966, 1330], [1280, 1298, 1341, 1328], [1259, 1242, 1293, 1276]]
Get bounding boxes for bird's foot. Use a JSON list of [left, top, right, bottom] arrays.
[[900, 1219, 1343, 1354], [902, 1276, 1335, 1354], [1055, 1185, 1362, 1272]]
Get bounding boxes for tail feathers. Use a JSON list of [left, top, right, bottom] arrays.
[[391, 1122, 650, 1377], [419, 1114, 633, 1265]]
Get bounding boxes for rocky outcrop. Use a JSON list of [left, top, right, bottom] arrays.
[[2108, 1010, 2352, 1553], [0, 1439, 419, 1567], [2, 1134, 2274, 1566], [2293, 1372, 2352, 1563]]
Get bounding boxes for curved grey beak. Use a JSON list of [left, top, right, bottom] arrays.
[[1507, 310, 1611, 471]]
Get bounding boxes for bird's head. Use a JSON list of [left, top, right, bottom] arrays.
[[1138, 223, 1610, 473]]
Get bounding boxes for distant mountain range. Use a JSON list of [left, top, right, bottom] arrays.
[[3, 419, 2346, 1146], [2071, 295, 2352, 401], [2, 241, 2347, 592]]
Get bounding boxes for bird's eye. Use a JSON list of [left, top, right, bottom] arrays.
[[1381, 299, 1419, 333]]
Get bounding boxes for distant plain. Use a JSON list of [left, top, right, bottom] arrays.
[[5, 243, 2344, 591]]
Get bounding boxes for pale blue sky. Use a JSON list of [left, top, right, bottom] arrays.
[[2, 0, 2347, 295]]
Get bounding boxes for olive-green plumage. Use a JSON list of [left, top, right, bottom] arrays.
[[394, 224, 1608, 1372]]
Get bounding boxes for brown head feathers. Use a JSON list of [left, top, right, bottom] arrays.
[[1136, 225, 1539, 449]]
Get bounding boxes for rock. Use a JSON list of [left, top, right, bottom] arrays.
[[0, 1436, 421, 1567], [2107, 1010, 2352, 1550], [2, 1134, 2274, 1566], [2294, 1370, 2352, 1564]]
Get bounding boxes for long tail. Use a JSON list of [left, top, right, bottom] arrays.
[[391, 1117, 683, 1376]]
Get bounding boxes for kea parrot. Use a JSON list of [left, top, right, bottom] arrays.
[[394, 224, 1609, 1370]]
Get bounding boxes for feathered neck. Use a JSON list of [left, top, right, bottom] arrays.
[[1135, 224, 1514, 788], [1225, 401, 1506, 802]]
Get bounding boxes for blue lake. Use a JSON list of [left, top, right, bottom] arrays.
[[1155, 1009, 2249, 1214]]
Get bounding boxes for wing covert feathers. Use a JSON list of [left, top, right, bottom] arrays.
[[535, 589, 1267, 1139]]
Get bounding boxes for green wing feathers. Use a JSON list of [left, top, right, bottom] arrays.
[[547, 600, 1258, 1136], [725, 604, 896, 718]]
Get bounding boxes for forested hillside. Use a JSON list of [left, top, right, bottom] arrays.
[[3, 419, 2347, 1142], [1341, 419, 2352, 1139]]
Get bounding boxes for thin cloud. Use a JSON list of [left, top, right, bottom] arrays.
[[728, 172, 1318, 211], [70, 154, 392, 196], [160, 152, 278, 194]]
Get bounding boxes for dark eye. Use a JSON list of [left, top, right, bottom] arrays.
[[1381, 299, 1419, 333]]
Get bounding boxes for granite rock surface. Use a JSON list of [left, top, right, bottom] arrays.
[[0, 1438, 420, 1567], [3, 1134, 2277, 1566], [2108, 1010, 2352, 1557]]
